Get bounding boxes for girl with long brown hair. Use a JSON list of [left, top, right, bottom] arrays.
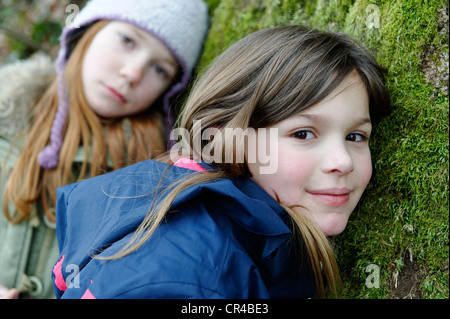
[[0, 0, 209, 298], [52, 25, 390, 299]]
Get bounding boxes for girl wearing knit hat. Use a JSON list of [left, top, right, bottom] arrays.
[[0, 0, 209, 299]]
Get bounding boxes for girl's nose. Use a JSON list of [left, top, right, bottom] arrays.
[[119, 61, 145, 86], [322, 141, 354, 175]]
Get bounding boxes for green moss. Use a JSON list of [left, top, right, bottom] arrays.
[[200, 0, 306, 70], [202, 0, 449, 298]]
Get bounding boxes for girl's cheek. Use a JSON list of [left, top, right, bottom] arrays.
[[360, 155, 373, 188]]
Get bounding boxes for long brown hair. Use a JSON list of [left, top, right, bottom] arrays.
[[3, 21, 165, 224], [101, 26, 390, 297]]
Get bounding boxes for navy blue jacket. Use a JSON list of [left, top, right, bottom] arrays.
[[52, 159, 316, 298]]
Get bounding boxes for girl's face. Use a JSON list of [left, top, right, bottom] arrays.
[[82, 21, 178, 118], [248, 71, 373, 236]]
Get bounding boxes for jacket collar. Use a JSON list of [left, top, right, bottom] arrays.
[[170, 163, 292, 258]]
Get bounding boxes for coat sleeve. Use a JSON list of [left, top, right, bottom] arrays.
[[54, 183, 79, 253], [0, 54, 54, 141], [52, 183, 80, 298]]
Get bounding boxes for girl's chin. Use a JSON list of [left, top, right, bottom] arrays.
[[313, 214, 351, 237], [320, 221, 349, 236]]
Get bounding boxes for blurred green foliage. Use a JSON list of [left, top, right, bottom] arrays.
[[0, 0, 86, 62]]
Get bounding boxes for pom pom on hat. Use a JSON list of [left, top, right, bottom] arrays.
[[38, 145, 60, 169]]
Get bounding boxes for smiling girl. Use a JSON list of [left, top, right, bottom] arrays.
[[52, 25, 390, 299], [248, 70, 374, 237], [0, 0, 208, 298]]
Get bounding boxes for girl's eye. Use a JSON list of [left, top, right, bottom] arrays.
[[346, 133, 368, 142], [119, 34, 135, 48], [292, 130, 315, 140], [152, 64, 169, 79]]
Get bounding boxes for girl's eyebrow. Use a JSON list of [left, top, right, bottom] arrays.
[[123, 24, 146, 40], [127, 26, 178, 68], [299, 113, 372, 126]]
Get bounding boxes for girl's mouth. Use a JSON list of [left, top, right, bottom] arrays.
[[307, 188, 351, 206], [105, 85, 127, 103]]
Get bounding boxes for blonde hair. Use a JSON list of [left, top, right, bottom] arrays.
[[100, 26, 390, 297], [3, 21, 166, 224]]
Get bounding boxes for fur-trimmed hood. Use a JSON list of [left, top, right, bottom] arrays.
[[0, 53, 55, 141]]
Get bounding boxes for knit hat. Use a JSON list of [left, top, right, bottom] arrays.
[[38, 0, 209, 169]]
